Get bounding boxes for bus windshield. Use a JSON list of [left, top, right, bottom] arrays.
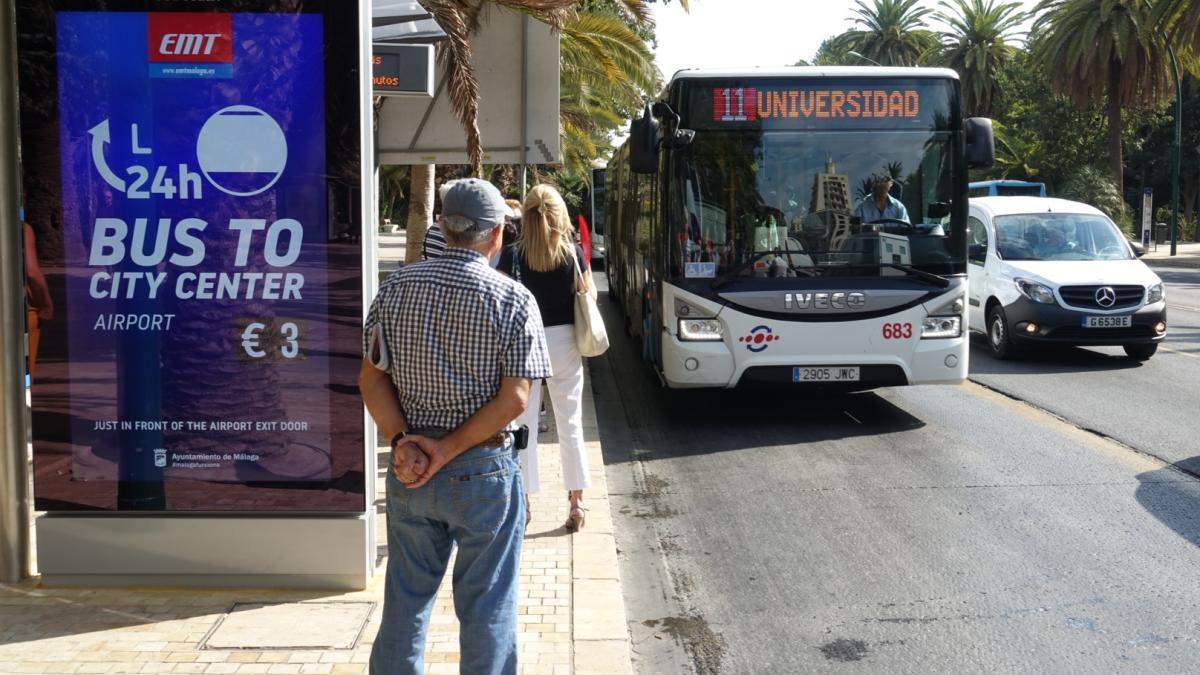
[[673, 129, 962, 280]]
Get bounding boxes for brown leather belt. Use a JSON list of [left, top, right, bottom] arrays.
[[476, 432, 512, 448]]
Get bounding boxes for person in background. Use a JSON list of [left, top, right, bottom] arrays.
[[498, 185, 595, 532], [576, 212, 592, 267], [420, 179, 461, 261], [22, 208, 53, 381], [362, 178, 551, 674]]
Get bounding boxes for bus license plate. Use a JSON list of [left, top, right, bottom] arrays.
[[1082, 315, 1132, 328], [793, 366, 860, 383]]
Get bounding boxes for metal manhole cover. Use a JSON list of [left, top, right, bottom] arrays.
[[201, 601, 375, 650]]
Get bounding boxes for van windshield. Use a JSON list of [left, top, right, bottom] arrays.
[[994, 213, 1133, 262]]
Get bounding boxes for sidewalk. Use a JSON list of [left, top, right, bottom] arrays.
[[1142, 240, 1200, 268], [0, 229, 634, 674]]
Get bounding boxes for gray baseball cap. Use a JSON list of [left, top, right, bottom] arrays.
[[441, 178, 508, 233]]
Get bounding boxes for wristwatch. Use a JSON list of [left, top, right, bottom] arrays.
[[390, 430, 409, 451]]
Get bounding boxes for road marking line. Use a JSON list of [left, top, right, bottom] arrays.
[[1168, 303, 1200, 314], [1160, 344, 1199, 360], [960, 382, 1171, 474]]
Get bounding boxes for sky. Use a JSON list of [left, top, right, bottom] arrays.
[[650, 0, 1044, 82]]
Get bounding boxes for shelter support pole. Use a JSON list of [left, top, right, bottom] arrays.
[[0, 0, 33, 583], [519, 13, 529, 199]]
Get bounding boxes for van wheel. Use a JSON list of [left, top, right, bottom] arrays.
[[987, 306, 1023, 360], [1123, 344, 1157, 361]]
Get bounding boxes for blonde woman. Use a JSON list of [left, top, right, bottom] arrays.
[[498, 185, 594, 532]]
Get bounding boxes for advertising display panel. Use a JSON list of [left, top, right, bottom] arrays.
[[17, 1, 366, 512]]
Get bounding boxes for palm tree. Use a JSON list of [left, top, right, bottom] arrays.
[[1157, 0, 1200, 56], [830, 0, 939, 67], [990, 121, 1042, 181], [1030, 0, 1174, 197], [931, 0, 1028, 117], [558, 7, 658, 177]]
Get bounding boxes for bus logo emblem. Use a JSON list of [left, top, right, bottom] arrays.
[[739, 325, 780, 353], [784, 292, 867, 311]]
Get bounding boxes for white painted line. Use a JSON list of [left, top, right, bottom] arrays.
[[1168, 303, 1200, 314], [1160, 344, 1200, 360]]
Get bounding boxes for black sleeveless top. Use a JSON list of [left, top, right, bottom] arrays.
[[497, 244, 585, 327]]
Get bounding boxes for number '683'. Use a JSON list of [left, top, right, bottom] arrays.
[[882, 322, 913, 340]]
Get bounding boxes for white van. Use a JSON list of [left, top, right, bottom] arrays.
[[967, 197, 1167, 360]]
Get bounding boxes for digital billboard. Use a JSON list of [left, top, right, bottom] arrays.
[[16, 1, 366, 512]]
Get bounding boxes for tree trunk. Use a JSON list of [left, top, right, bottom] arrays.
[[1107, 59, 1124, 200], [405, 164, 434, 264]]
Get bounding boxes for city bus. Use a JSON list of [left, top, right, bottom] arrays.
[[606, 67, 995, 389], [969, 179, 1047, 198]]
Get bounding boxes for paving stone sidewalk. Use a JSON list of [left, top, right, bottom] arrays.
[[0, 379, 631, 675]]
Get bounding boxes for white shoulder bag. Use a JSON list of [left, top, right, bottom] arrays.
[[571, 249, 609, 357]]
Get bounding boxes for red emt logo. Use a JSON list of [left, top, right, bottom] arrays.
[[148, 13, 232, 63], [739, 325, 780, 353]]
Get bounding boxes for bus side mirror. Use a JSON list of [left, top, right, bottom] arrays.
[[630, 106, 660, 175], [965, 118, 995, 170]]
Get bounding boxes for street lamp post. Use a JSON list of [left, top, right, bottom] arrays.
[[1167, 47, 1182, 256], [847, 51, 884, 67]]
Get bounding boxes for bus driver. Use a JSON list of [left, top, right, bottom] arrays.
[[854, 174, 910, 224]]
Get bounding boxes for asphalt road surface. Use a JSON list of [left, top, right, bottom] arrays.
[[591, 267, 1200, 674], [969, 265, 1200, 469]]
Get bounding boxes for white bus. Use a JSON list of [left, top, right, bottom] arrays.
[[606, 67, 995, 389]]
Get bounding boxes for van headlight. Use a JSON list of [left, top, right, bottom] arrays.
[[1014, 278, 1056, 305], [921, 316, 962, 339], [1147, 283, 1164, 304], [678, 319, 723, 341]]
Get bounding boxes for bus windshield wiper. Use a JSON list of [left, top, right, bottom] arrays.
[[885, 263, 950, 288]]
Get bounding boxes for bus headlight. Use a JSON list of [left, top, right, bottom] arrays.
[[1147, 283, 1164, 304], [921, 316, 962, 339], [679, 319, 723, 341]]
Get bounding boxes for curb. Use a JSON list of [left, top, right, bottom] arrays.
[[1145, 257, 1200, 269], [571, 370, 634, 675]]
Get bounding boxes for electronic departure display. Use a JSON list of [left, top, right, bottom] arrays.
[[685, 79, 956, 130], [713, 87, 922, 122]]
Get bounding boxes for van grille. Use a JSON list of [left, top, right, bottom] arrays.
[[1059, 285, 1144, 310]]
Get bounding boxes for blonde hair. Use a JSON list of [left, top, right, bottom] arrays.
[[518, 185, 575, 272]]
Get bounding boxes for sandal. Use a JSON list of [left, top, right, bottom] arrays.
[[565, 494, 586, 533]]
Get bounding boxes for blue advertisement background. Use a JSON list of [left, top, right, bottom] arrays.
[[24, 8, 365, 511]]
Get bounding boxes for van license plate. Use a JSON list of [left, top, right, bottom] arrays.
[[794, 367, 860, 382], [1082, 316, 1132, 328]]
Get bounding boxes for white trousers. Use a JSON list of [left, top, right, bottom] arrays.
[[518, 324, 591, 493]]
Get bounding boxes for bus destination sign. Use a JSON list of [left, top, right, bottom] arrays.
[[712, 87, 921, 123]]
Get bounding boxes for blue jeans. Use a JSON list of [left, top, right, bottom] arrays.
[[369, 443, 525, 675]]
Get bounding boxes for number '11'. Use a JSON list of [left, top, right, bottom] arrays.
[[720, 88, 748, 121]]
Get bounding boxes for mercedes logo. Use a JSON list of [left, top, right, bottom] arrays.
[[1095, 286, 1117, 307]]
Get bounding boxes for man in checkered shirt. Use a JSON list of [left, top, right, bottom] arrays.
[[360, 178, 551, 675]]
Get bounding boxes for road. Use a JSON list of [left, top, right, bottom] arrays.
[[591, 267, 1200, 674], [969, 266, 1200, 470]]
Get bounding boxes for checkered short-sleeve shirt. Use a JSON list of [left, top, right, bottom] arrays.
[[363, 247, 552, 431]]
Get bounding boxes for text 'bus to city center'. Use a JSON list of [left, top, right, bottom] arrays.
[[606, 67, 995, 389]]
